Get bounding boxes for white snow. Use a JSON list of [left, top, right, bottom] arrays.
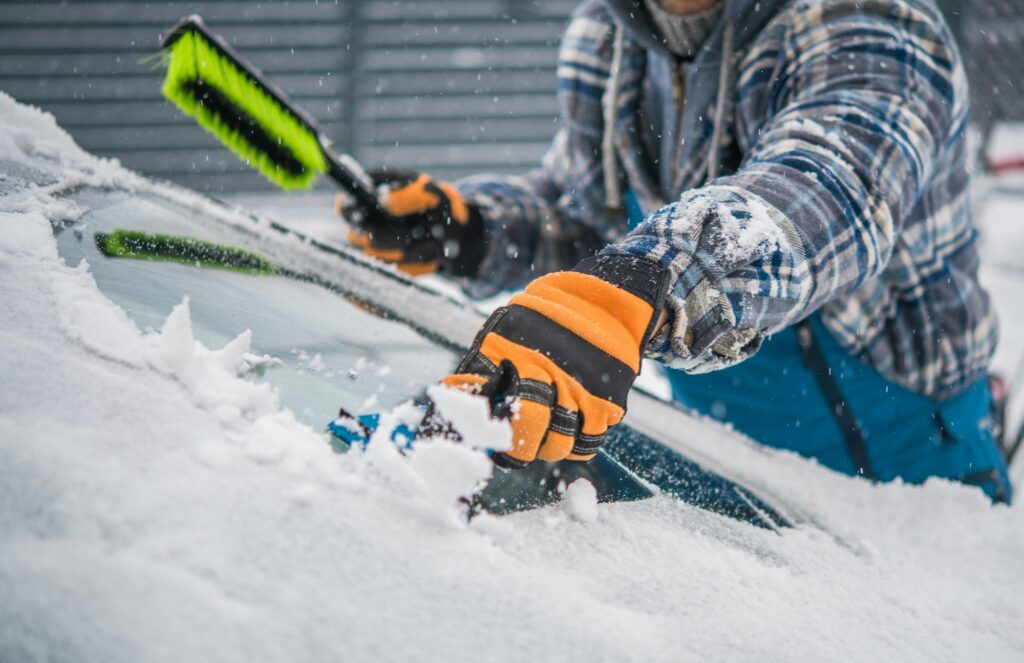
[[679, 187, 789, 264], [3, 92, 1024, 662], [562, 479, 600, 523], [426, 383, 512, 452]]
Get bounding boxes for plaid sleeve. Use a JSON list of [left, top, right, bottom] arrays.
[[604, 1, 960, 374], [455, 130, 604, 295]]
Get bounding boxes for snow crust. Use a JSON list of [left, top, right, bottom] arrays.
[[3, 92, 1024, 662], [684, 187, 788, 264]]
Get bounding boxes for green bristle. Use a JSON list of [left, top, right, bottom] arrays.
[[96, 230, 277, 275], [161, 29, 327, 190]]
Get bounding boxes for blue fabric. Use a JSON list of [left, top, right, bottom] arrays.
[[666, 315, 1012, 503], [624, 189, 645, 231]]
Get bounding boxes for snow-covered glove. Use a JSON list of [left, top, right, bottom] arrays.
[[442, 254, 670, 468], [336, 170, 484, 277]]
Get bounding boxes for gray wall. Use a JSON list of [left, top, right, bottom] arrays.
[[0, 0, 574, 193], [938, 0, 1024, 138], [2, 1, 1022, 193]]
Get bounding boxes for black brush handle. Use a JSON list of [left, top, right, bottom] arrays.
[[162, 15, 383, 220], [322, 150, 384, 224]]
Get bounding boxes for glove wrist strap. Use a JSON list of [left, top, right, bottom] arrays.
[[573, 254, 671, 346]]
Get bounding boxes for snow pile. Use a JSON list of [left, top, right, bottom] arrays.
[[0, 92, 142, 220], [2, 93, 1024, 662], [354, 387, 511, 524], [0, 91, 89, 172]]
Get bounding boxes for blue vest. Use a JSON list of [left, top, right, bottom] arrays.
[[665, 316, 1012, 503]]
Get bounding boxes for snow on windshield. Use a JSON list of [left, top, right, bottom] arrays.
[[3, 93, 1024, 661], [56, 189, 458, 428]]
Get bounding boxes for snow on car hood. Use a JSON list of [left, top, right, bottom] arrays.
[[2, 91, 1024, 661]]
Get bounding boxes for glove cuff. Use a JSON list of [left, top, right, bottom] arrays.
[[572, 254, 670, 346]]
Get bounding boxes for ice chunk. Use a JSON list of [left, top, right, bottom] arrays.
[[426, 384, 511, 452], [407, 439, 493, 519], [157, 298, 196, 373], [562, 478, 599, 523]]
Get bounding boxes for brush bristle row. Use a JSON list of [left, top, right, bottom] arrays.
[[162, 30, 327, 190]]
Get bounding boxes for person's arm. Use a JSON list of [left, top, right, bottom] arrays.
[[454, 129, 607, 294], [339, 130, 610, 289], [604, 1, 962, 375]]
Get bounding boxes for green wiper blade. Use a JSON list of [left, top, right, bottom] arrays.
[[95, 229, 275, 275]]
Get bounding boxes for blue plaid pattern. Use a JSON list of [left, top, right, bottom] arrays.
[[457, 0, 997, 399]]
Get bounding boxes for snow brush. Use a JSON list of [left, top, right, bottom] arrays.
[[159, 15, 381, 221]]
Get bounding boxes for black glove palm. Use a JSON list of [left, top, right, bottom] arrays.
[[337, 170, 484, 276]]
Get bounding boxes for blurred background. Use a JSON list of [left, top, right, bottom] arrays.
[[0, 0, 573, 192], [0, 0, 1022, 193]]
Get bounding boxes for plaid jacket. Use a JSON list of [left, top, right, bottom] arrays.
[[456, 0, 997, 399]]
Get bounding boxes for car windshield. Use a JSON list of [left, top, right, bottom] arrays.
[[55, 188, 458, 429]]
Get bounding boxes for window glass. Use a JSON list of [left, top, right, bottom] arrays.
[[56, 190, 458, 429]]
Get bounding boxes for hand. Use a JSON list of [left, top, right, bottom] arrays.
[[335, 170, 484, 277], [441, 254, 669, 467]]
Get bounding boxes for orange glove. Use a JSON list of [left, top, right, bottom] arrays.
[[443, 254, 670, 468], [335, 170, 484, 277]]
